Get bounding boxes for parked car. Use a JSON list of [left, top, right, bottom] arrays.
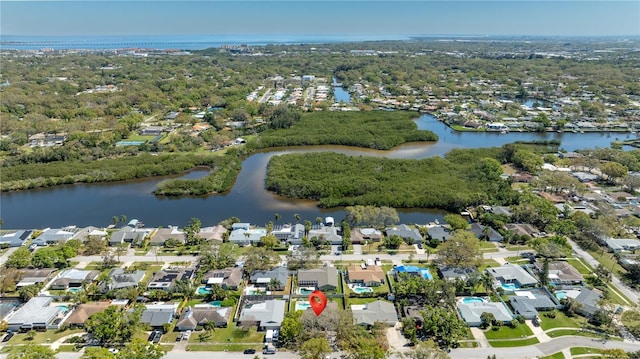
[[244, 349, 256, 354], [176, 333, 183, 342], [147, 331, 157, 342], [532, 317, 540, 327]]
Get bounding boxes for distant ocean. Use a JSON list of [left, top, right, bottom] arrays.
[[0, 34, 416, 50]]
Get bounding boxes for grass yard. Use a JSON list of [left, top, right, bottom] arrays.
[[127, 262, 163, 272], [539, 352, 565, 359], [457, 341, 479, 348], [622, 310, 640, 329], [483, 323, 533, 340], [347, 297, 387, 306], [586, 250, 627, 277], [481, 259, 502, 268], [565, 258, 593, 275], [539, 311, 583, 331], [570, 347, 603, 355], [126, 134, 159, 142], [186, 343, 263, 352], [56, 344, 80, 352], [188, 324, 264, 344], [9, 328, 84, 345], [479, 241, 499, 253], [488, 338, 539, 347]]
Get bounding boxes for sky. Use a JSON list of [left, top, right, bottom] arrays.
[[1, 1, 639, 37]]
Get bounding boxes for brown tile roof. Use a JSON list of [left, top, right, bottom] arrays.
[[66, 302, 111, 325], [347, 265, 385, 284]]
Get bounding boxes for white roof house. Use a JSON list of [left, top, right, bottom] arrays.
[[238, 299, 286, 330], [486, 264, 538, 287], [605, 238, 640, 253], [7, 296, 61, 332], [457, 301, 513, 327]]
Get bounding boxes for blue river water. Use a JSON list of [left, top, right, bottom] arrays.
[[1, 114, 635, 229]]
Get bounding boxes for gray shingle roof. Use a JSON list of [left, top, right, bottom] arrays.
[[351, 300, 398, 326], [108, 268, 146, 290], [387, 224, 423, 243], [249, 267, 288, 289], [141, 304, 177, 327], [297, 267, 338, 290]]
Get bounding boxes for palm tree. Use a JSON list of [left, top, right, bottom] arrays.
[[112, 216, 119, 227], [274, 213, 281, 223], [120, 214, 127, 225], [315, 217, 323, 225], [293, 213, 301, 223], [481, 272, 494, 295], [267, 278, 282, 291]]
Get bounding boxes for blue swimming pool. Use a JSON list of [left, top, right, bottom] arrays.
[[352, 286, 374, 294], [555, 291, 567, 300], [209, 301, 222, 307], [420, 269, 433, 280], [462, 297, 486, 304], [196, 286, 212, 295], [501, 283, 519, 291], [67, 287, 82, 293], [299, 288, 314, 295], [295, 301, 311, 311]]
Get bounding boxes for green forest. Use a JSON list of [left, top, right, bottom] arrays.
[[265, 147, 517, 211], [0, 152, 238, 193], [246, 111, 437, 150]]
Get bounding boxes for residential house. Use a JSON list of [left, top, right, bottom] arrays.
[[149, 227, 186, 246], [393, 265, 432, 280], [109, 227, 150, 246], [141, 303, 178, 331], [486, 264, 538, 289], [7, 296, 61, 332], [605, 238, 640, 253], [32, 227, 77, 246], [457, 301, 514, 327], [347, 264, 385, 287], [72, 226, 107, 242], [351, 300, 398, 327], [308, 224, 342, 245], [489, 206, 513, 217], [504, 223, 539, 238], [237, 299, 286, 331], [106, 268, 146, 290], [176, 306, 232, 331], [0, 230, 33, 248], [16, 268, 56, 288], [297, 266, 339, 291], [386, 224, 423, 245], [50, 269, 100, 290], [148, 268, 195, 291], [141, 126, 164, 136], [351, 228, 383, 244], [249, 267, 288, 291], [508, 289, 561, 320], [198, 226, 227, 241], [201, 267, 243, 290], [229, 224, 266, 246], [532, 260, 583, 285], [470, 223, 504, 242], [271, 224, 306, 245], [65, 301, 112, 327], [437, 266, 478, 282], [561, 287, 603, 317], [426, 225, 451, 242]]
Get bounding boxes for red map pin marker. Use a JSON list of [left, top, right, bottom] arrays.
[[308, 290, 327, 316]]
